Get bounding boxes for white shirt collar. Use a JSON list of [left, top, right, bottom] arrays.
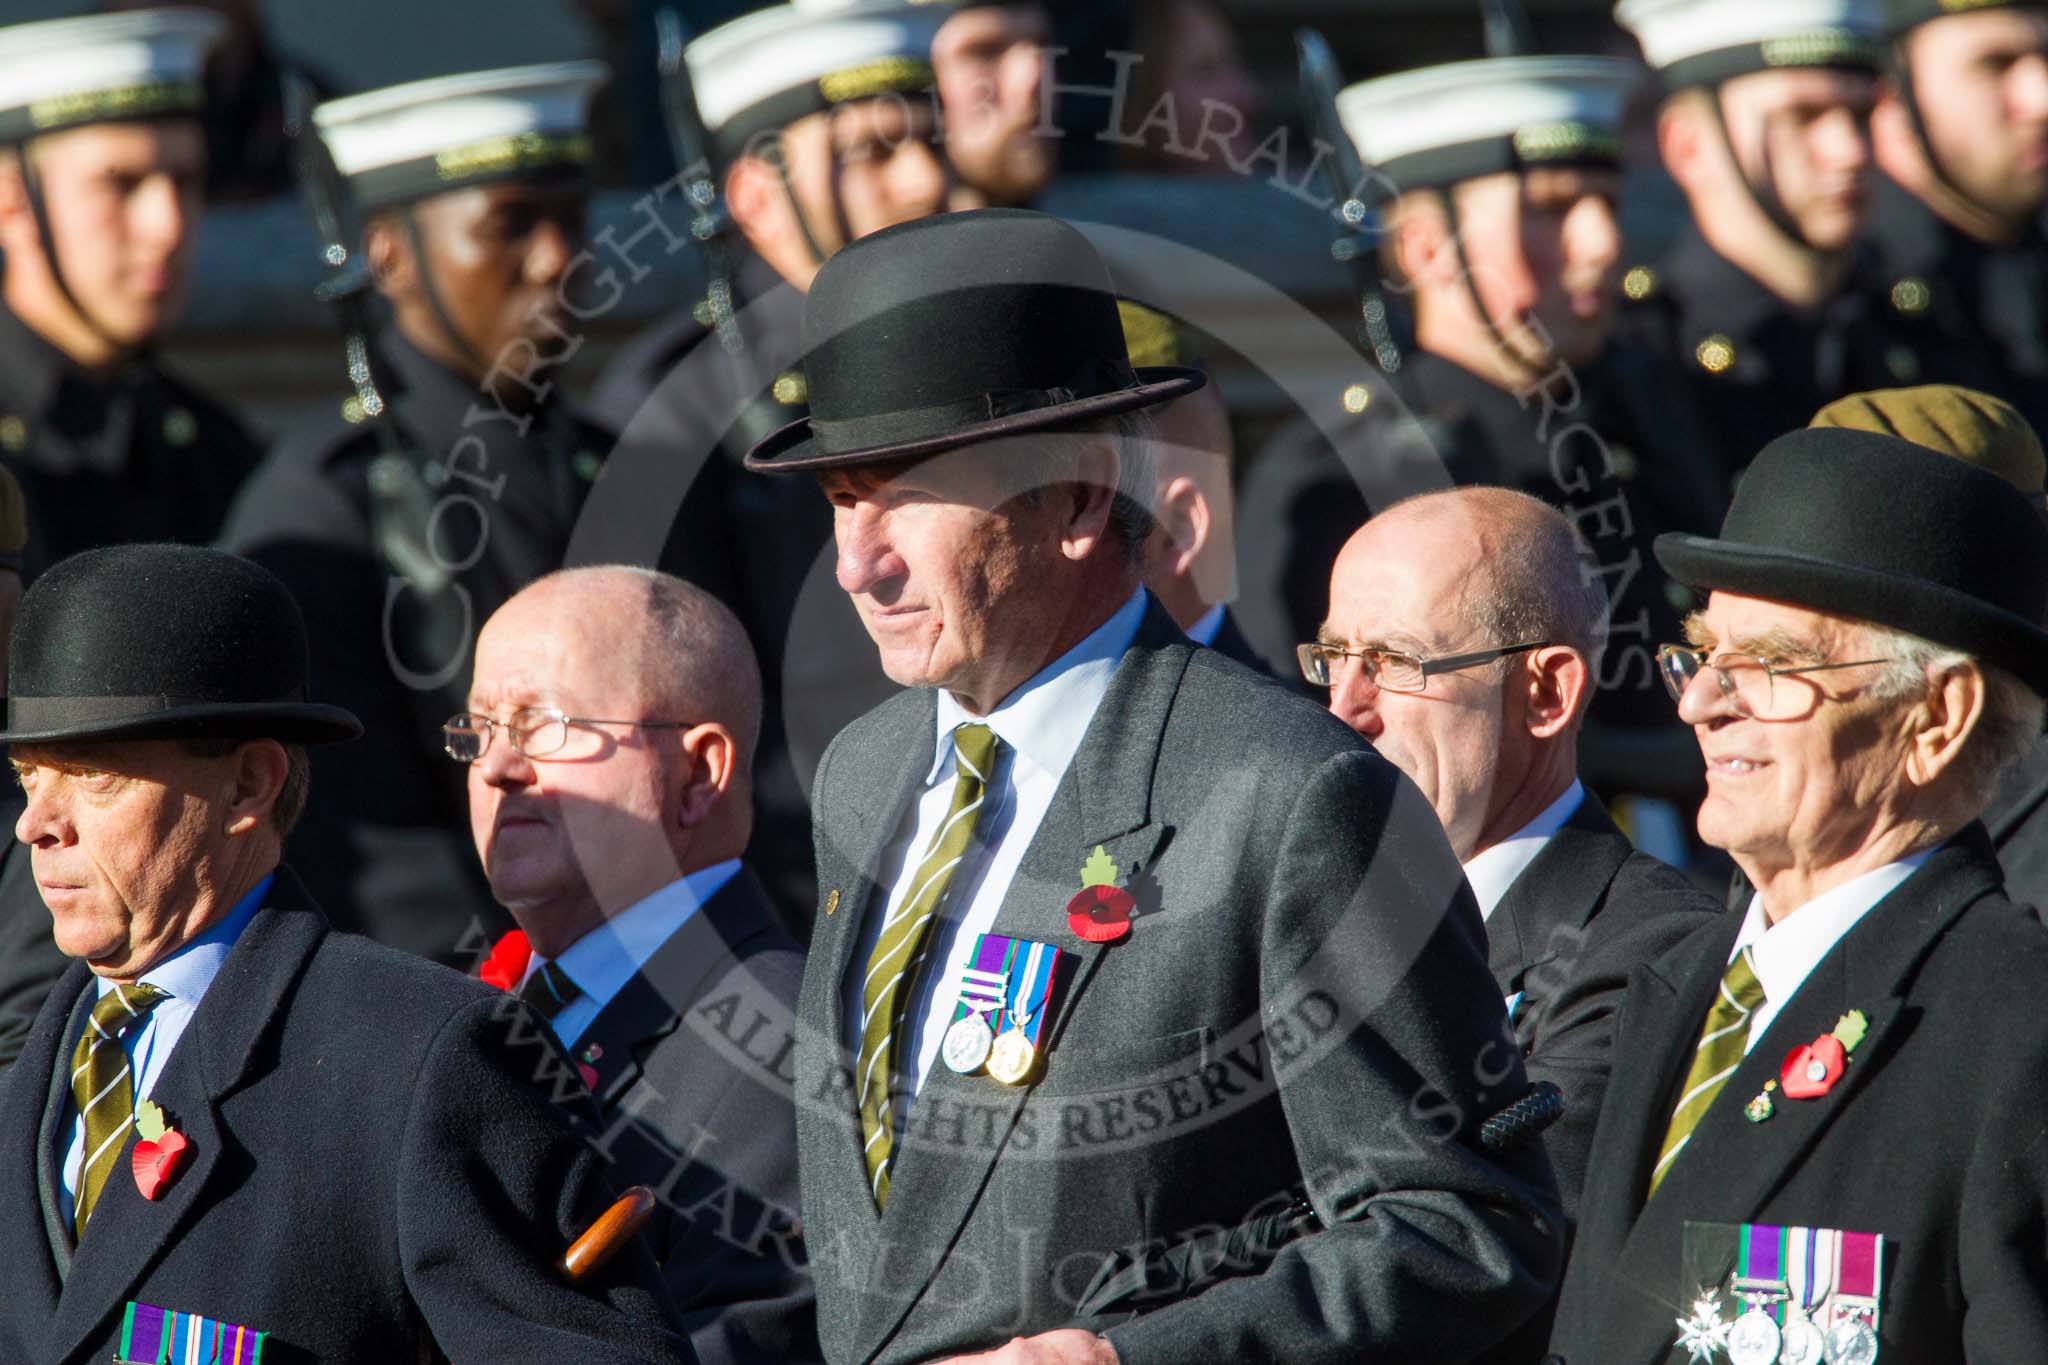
[[1729, 851, 1934, 1010], [537, 858, 740, 1013], [1185, 603, 1225, 646], [928, 587, 1147, 790], [1461, 780, 1584, 921]]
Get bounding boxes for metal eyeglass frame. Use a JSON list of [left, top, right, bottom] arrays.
[[1296, 639, 1552, 691], [443, 706, 691, 762]]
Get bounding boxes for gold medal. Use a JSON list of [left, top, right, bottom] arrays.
[[986, 1028, 1038, 1085]]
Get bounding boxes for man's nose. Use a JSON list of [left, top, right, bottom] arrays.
[[1328, 661, 1385, 739], [835, 505, 904, 595]]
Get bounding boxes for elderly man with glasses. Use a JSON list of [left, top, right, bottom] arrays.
[[1545, 424, 2048, 1364], [1310, 488, 1718, 1253], [454, 566, 819, 1365]]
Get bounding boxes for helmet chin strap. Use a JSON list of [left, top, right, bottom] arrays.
[[1436, 186, 1554, 382], [772, 152, 830, 270], [16, 146, 129, 360], [397, 205, 492, 380], [1706, 86, 1831, 253]]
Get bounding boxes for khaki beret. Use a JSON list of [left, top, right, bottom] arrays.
[[1810, 384, 2045, 496], [1117, 300, 1183, 371]]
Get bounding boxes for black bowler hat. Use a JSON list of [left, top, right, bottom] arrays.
[[743, 209, 1206, 473], [1654, 427, 2048, 695], [0, 544, 362, 746]]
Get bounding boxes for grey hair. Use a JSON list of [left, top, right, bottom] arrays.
[[180, 739, 311, 838], [1008, 409, 1159, 568], [1863, 625, 2045, 810]]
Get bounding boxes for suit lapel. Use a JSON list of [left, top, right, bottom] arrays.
[[849, 601, 1190, 1364], [45, 872, 326, 1365], [1602, 835, 1999, 1361], [1485, 796, 1634, 1000], [800, 689, 937, 1331], [578, 867, 783, 1101]]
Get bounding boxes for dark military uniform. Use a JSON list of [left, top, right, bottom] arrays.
[[1864, 172, 2048, 432], [1238, 345, 1725, 799], [0, 304, 260, 582], [1614, 223, 2009, 489], [219, 333, 612, 963], [594, 258, 894, 941]]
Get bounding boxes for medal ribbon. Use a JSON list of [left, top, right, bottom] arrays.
[[1833, 1229, 1883, 1329], [1006, 939, 1059, 1045], [1787, 1226, 1836, 1325], [1737, 1222, 1790, 1322], [954, 934, 1019, 1023]]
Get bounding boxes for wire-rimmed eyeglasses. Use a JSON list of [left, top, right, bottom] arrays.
[[1655, 645, 1895, 721], [443, 706, 690, 763], [1295, 639, 1551, 691]]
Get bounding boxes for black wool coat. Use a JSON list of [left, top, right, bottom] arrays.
[[0, 869, 695, 1365], [1544, 827, 2048, 1365]]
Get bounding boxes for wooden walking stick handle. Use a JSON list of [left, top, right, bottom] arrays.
[[561, 1185, 657, 1283]]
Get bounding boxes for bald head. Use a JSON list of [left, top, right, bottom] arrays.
[[464, 566, 763, 954], [1322, 486, 1606, 859]]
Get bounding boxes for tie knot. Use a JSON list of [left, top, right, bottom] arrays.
[[89, 983, 169, 1036], [951, 723, 1001, 783], [1721, 946, 1766, 1015], [518, 960, 580, 1021]]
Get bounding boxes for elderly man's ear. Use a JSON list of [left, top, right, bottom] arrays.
[[1905, 663, 1988, 790], [673, 723, 740, 829], [1518, 646, 1591, 740], [223, 741, 291, 838]]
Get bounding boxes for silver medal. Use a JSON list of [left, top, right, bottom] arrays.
[[1779, 1312, 1825, 1365], [1727, 1308, 1783, 1365], [941, 1013, 995, 1074], [1823, 1321, 1877, 1365]]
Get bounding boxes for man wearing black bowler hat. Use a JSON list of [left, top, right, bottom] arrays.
[[747, 208, 1563, 1365], [1544, 429, 2048, 1363], [0, 544, 695, 1364]]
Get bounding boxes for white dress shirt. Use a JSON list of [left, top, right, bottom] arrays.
[[521, 857, 740, 1047], [1185, 604, 1225, 646], [1460, 780, 1585, 923], [59, 872, 273, 1223], [845, 588, 1147, 1114], [1728, 852, 1932, 1052]]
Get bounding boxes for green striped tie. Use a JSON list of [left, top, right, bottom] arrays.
[[519, 960, 580, 1022], [1649, 947, 1765, 1195], [857, 722, 1003, 1210], [70, 982, 169, 1236]]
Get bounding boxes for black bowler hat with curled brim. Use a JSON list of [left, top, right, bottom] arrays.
[[0, 543, 362, 746], [742, 208, 1207, 474], [1653, 427, 2048, 696]]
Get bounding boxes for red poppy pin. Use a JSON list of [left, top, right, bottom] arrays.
[[131, 1100, 190, 1201], [1066, 845, 1135, 944], [480, 929, 532, 992], [1778, 1009, 1870, 1101]]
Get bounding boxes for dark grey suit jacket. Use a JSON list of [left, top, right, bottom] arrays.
[[567, 866, 820, 1365], [0, 868, 693, 1365], [798, 597, 1563, 1365], [1491, 796, 1723, 1220], [1986, 733, 2048, 910], [1545, 828, 2048, 1365]]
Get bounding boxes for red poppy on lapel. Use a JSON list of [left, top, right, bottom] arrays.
[[480, 929, 532, 991], [131, 1100, 190, 1201], [1066, 845, 1134, 944], [1779, 1009, 1870, 1101]]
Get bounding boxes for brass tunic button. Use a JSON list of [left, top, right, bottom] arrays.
[[1622, 265, 1656, 301], [1890, 276, 1932, 315], [771, 371, 809, 406], [1695, 334, 1736, 375], [0, 415, 25, 453]]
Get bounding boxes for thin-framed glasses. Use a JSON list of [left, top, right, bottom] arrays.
[[443, 707, 690, 763], [1295, 639, 1551, 691], [1655, 645, 1895, 721]]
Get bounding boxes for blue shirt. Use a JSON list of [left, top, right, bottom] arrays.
[[59, 872, 273, 1222], [523, 858, 740, 1047]]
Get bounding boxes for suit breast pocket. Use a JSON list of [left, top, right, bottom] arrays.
[[1032, 1025, 1212, 1096]]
